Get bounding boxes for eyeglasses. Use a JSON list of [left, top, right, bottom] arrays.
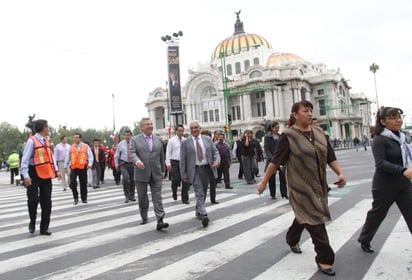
[[190, 126, 199, 129]]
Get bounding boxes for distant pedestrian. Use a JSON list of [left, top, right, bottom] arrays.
[[181, 121, 220, 227], [216, 133, 232, 190], [21, 119, 61, 235], [165, 125, 190, 204], [91, 139, 105, 189], [241, 130, 257, 184], [263, 122, 288, 199], [64, 133, 93, 204], [362, 135, 368, 151], [232, 133, 244, 179], [353, 137, 360, 152], [53, 136, 71, 190], [8, 151, 19, 185], [107, 144, 121, 185], [201, 129, 219, 203], [358, 107, 412, 253], [115, 129, 136, 203]]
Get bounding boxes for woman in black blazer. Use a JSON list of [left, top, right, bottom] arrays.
[[358, 107, 412, 253]]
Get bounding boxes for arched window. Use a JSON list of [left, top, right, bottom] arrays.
[[249, 70, 262, 79], [235, 62, 241, 74], [300, 87, 307, 101], [227, 64, 232, 76]]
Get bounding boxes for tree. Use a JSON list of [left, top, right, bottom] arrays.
[[0, 122, 25, 160], [369, 63, 379, 109]]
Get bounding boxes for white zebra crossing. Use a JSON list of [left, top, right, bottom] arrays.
[[0, 182, 409, 280]]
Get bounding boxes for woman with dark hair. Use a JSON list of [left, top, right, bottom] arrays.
[[258, 101, 346, 276], [263, 121, 288, 199], [358, 107, 412, 253]]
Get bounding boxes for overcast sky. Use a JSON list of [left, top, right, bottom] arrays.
[[1, 0, 411, 131]]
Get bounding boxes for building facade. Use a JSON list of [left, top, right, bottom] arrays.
[[146, 13, 371, 142]]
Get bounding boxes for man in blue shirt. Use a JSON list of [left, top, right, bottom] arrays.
[[21, 119, 61, 235]]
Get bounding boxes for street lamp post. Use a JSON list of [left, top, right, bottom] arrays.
[[219, 49, 232, 144], [161, 31, 184, 130]]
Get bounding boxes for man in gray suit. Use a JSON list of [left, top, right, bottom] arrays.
[[130, 118, 169, 231], [180, 121, 220, 227]]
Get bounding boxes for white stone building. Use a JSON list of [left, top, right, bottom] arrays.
[[146, 13, 371, 141]]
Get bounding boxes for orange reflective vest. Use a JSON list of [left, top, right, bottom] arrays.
[[70, 143, 89, 169], [30, 136, 56, 179]]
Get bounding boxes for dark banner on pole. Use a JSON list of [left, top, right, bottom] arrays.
[[168, 45, 183, 114]]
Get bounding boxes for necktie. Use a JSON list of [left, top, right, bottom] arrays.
[[127, 141, 131, 162], [196, 137, 204, 161], [146, 136, 152, 151], [95, 148, 99, 162]]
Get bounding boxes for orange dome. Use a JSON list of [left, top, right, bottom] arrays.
[[266, 52, 304, 67], [212, 33, 272, 60]]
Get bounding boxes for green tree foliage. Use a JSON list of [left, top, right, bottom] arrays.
[[0, 122, 26, 161]]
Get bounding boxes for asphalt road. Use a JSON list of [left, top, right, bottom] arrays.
[[0, 148, 410, 280]]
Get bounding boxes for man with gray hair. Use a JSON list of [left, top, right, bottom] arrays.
[[180, 121, 220, 227], [129, 118, 169, 231]]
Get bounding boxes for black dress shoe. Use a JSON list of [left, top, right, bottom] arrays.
[[172, 193, 177, 200], [82, 200, 88, 203], [74, 199, 79, 205], [140, 218, 148, 225], [130, 198, 136, 201], [182, 201, 190, 204], [290, 244, 302, 254], [156, 222, 169, 231], [225, 186, 233, 189], [124, 199, 129, 203], [282, 195, 289, 199], [40, 230, 52, 236], [28, 223, 35, 234], [271, 196, 277, 200], [211, 201, 220, 204], [358, 239, 374, 253], [202, 216, 209, 228], [317, 263, 336, 276]]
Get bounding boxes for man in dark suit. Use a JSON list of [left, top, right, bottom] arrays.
[[91, 139, 106, 189], [263, 122, 287, 199], [180, 121, 220, 227], [130, 118, 168, 231]]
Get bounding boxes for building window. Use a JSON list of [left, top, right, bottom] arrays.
[[215, 109, 219, 122], [317, 89, 324, 95], [209, 110, 214, 122], [319, 99, 326, 116], [236, 105, 241, 120], [340, 100, 345, 113], [253, 57, 259, 65], [227, 64, 232, 76], [235, 62, 241, 74], [232, 107, 236, 121], [262, 101, 266, 116], [218, 66, 222, 73], [203, 111, 208, 122], [257, 103, 261, 117], [244, 60, 250, 71]]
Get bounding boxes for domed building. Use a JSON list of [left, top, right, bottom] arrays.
[[146, 12, 371, 142]]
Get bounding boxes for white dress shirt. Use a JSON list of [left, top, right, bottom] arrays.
[[165, 135, 185, 165], [192, 135, 208, 166]]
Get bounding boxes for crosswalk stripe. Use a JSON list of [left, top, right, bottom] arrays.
[[33, 198, 291, 280], [0, 194, 261, 275], [363, 217, 412, 280], [134, 197, 340, 280], [0, 193, 236, 253], [253, 199, 372, 279]]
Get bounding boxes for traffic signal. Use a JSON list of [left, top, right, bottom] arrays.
[[225, 125, 230, 132], [227, 114, 232, 125]]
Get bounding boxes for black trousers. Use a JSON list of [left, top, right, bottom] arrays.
[[170, 160, 189, 202], [27, 166, 52, 232], [100, 162, 106, 182], [268, 168, 287, 198], [286, 218, 335, 265], [112, 168, 121, 184], [237, 155, 243, 178], [359, 185, 412, 244], [10, 167, 19, 184], [217, 162, 231, 188], [120, 163, 135, 199], [70, 168, 88, 201]]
